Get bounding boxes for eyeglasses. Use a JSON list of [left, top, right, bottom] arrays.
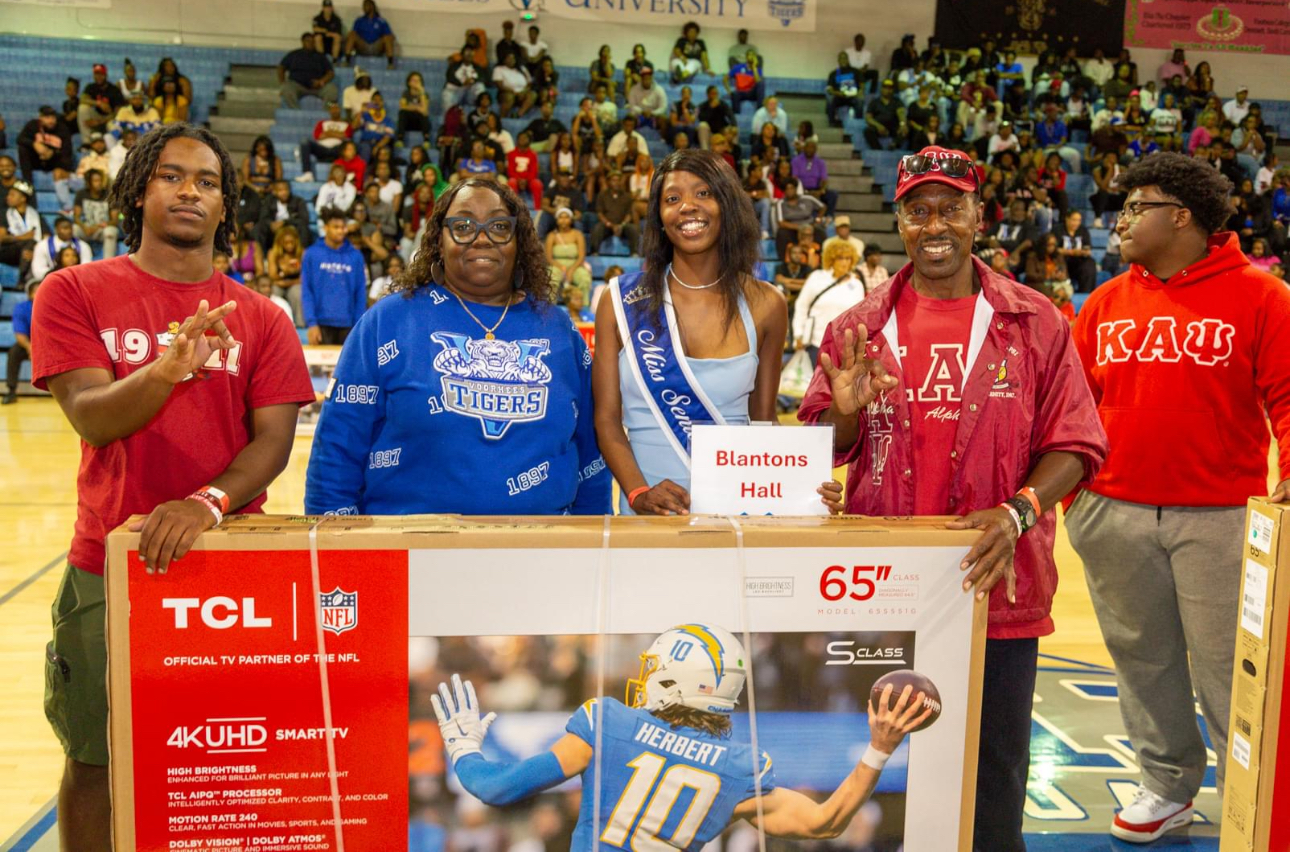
[[443, 216, 517, 245], [1119, 201, 1183, 221]]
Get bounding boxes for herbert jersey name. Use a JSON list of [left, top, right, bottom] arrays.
[[633, 721, 728, 767]]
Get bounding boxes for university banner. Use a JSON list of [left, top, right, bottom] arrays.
[[107, 515, 985, 851], [0, 0, 110, 7], [263, 0, 816, 32], [935, 0, 1127, 57], [1124, 0, 1290, 56]]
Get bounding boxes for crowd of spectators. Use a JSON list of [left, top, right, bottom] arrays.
[[4, 19, 1288, 345], [821, 36, 1287, 295]]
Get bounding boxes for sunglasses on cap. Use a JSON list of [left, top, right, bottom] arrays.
[[900, 153, 979, 187]]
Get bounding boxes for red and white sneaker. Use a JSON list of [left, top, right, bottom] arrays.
[[1111, 785, 1194, 843]]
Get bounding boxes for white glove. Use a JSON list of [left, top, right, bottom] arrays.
[[431, 673, 497, 767]]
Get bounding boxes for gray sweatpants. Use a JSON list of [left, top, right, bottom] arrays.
[[1065, 490, 1245, 803]]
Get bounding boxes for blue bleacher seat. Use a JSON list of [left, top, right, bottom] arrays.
[[598, 236, 632, 257], [1, 291, 26, 316], [0, 351, 32, 382]]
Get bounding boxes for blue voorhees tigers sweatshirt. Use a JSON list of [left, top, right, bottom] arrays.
[[301, 239, 368, 328]]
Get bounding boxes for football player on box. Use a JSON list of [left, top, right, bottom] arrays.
[[433, 623, 931, 848]]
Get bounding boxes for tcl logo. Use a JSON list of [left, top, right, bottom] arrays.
[[162, 597, 272, 629], [819, 565, 894, 601], [825, 642, 906, 666]]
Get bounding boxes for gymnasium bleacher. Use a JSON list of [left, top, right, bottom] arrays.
[[2, 33, 1287, 390]]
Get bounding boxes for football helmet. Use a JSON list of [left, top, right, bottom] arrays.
[[626, 623, 747, 715]]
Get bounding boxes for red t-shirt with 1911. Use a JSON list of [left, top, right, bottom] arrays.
[[894, 285, 978, 516], [32, 255, 316, 574]]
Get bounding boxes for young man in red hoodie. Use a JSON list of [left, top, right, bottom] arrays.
[[506, 130, 542, 211], [1069, 153, 1290, 844], [799, 146, 1108, 851]]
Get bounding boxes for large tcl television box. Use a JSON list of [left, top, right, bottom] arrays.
[[1220, 500, 1290, 852], [107, 515, 986, 851]]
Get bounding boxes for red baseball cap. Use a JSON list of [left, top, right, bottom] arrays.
[[894, 146, 980, 200], [92, 63, 107, 74]]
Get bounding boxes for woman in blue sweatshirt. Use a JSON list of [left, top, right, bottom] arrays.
[[302, 207, 369, 345], [305, 178, 611, 516]]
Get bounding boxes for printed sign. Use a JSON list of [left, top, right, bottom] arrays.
[[689, 423, 835, 515], [1125, 0, 1290, 56]]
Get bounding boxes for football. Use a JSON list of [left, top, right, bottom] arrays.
[[870, 669, 943, 732]]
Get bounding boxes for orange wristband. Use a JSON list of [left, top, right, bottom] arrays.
[[1018, 486, 1041, 518], [627, 486, 651, 508]]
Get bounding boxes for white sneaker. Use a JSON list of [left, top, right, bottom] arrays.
[[294, 171, 314, 183], [1111, 785, 1193, 843]]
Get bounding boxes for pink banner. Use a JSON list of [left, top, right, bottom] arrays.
[[1125, 0, 1290, 56]]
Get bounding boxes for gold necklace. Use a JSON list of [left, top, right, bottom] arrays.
[[445, 285, 515, 340]]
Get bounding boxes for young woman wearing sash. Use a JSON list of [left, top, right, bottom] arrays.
[[593, 149, 843, 515]]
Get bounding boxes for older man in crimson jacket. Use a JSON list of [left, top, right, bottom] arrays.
[[799, 146, 1107, 852]]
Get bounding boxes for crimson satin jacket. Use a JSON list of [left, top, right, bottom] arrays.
[[799, 256, 1108, 639]]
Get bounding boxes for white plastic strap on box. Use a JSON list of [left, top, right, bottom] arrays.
[[308, 522, 346, 852], [727, 516, 768, 852], [591, 515, 613, 848]]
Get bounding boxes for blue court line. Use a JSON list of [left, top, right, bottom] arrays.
[[1038, 652, 1115, 673], [0, 552, 66, 608], [2, 798, 55, 852]]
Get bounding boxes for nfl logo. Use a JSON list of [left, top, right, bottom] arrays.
[[319, 587, 358, 635]]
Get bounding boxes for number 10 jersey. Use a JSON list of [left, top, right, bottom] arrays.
[[565, 697, 777, 850]]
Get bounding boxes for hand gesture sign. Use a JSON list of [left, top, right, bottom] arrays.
[[818, 326, 898, 417], [154, 299, 238, 385], [431, 674, 497, 767]]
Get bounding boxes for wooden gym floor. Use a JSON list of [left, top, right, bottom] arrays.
[[1, 397, 1268, 850]]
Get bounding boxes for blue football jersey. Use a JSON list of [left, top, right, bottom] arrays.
[[566, 697, 776, 850]]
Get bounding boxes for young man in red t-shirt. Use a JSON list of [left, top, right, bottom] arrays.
[[32, 124, 315, 850], [798, 146, 1107, 852], [1069, 153, 1290, 844]]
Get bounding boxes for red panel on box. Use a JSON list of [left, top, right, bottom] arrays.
[[126, 549, 408, 850]]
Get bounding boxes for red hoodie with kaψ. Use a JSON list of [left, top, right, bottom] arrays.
[[1072, 232, 1290, 507]]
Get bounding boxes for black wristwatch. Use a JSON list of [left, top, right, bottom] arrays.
[[1005, 495, 1037, 535]]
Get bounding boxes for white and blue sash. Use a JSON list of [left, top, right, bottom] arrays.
[[610, 271, 725, 470]]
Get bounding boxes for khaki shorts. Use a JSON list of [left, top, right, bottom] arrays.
[[44, 564, 109, 766]]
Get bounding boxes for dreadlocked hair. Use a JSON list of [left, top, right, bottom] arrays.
[[107, 123, 238, 256], [651, 704, 733, 739], [393, 178, 556, 305], [1115, 152, 1234, 235]]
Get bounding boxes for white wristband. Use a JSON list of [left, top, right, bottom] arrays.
[[999, 502, 1022, 537], [861, 745, 891, 771]]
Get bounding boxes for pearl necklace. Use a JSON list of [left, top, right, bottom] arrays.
[[667, 263, 722, 290]]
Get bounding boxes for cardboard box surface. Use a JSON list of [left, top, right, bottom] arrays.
[[108, 515, 988, 852], [1220, 500, 1290, 852]]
